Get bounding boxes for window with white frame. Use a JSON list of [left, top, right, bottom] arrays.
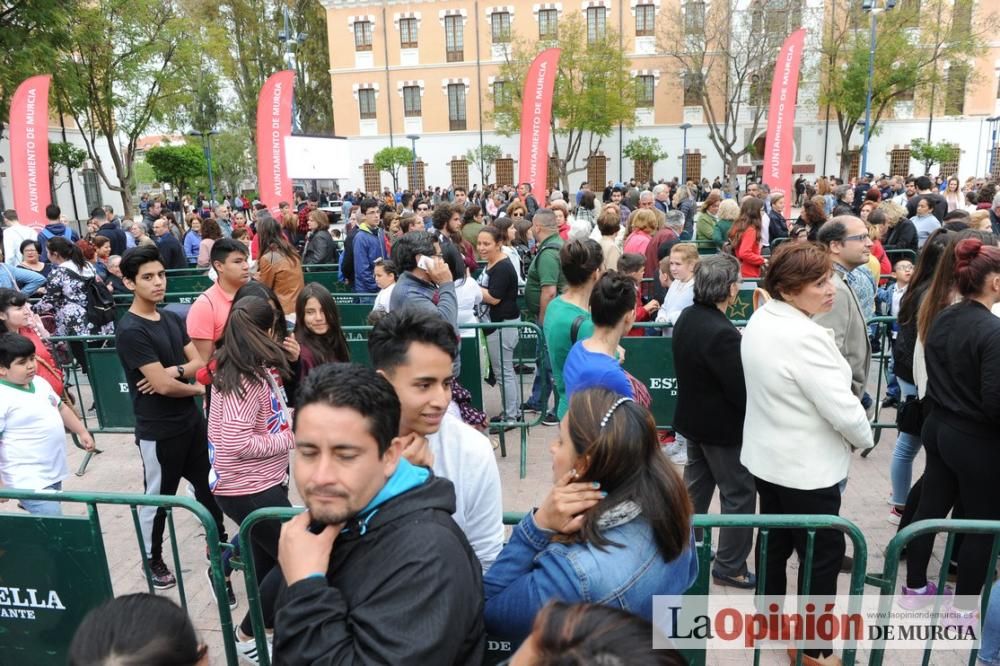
[[493, 80, 514, 107], [491, 11, 512, 43], [445, 15, 464, 61], [354, 20, 373, 51], [358, 88, 376, 120], [448, 84, 467, 130], [403, 86, 422, 117], [586, 7, 606, 43], [636, 75, 655, 107], [539, 8, 558, 39], [684, 0, 705, 34], [399, 18, 418, 48], [635, 4, 655, 37]]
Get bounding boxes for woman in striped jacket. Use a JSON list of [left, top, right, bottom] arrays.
[[207, 296, 295, 621]]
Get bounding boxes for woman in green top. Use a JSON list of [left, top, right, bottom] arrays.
[[542, 239, 603, 418], [695, 191, 723, 242], [712, 198, 741, 250]]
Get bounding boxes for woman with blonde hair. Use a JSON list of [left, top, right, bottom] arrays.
[[943, 176, 962, 213], [712, 199, 739, 250], [881, 199, 918, 254], [622, 208, 659, 256]]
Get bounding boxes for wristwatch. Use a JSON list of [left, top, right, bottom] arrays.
[[176, 364, 185, 379]]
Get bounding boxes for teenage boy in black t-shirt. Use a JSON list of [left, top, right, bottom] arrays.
[[115, 246, 227, 590]]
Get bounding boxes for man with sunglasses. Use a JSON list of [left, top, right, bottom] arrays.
[[815, 216, 874, 401]]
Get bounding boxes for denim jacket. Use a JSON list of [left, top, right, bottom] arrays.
[[0, 263, 46, 296], [483, 508, 698, 642]]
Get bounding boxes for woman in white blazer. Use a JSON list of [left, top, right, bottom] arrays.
[[740, 243, 874, 666]]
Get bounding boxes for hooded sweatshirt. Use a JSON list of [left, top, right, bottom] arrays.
[[272, 462, 485, 665]]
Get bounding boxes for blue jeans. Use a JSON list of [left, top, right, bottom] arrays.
[[884, 349, 900, 400], [890, 378, 921, 507], [19, 481, 63, 516], [526, 318, 554, 412], [982, 580, 1000, 664]]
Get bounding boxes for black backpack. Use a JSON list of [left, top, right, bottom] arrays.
[[67, 268, 115, 329]]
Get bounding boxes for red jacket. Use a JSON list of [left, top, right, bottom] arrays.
[[734, 229, 765, 278]]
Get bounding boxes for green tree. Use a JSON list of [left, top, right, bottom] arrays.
[[289, 0, 334, 135], [145, 144, 207, 196], [54, 0, 201, 215], [820, 0, 997, 179], [465, 145, 504, 185], [659, 0, 795, 192], [0, 1, 77, 128], [373, 147, 414, 192], [208, 131, 254, 197], [48, 142, 87, 197], [909, 138, 960, 176], [491, 14, 636, 191], [624, 137, 669, 184]]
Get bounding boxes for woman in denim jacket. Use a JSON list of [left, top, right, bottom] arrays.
[[484, 387, 698, 642]]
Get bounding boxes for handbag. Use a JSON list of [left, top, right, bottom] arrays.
[[35, 354, 76, 409], [896, 395, 924, 436]]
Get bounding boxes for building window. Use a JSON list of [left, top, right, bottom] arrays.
[[354, 20, 373, 51], [408, 160, 426, 191], [493, 80, 514, 108], [587, 153, 607, 191], [749, 72, 768, 107], [889, 148, 911, 177], [491, 11, 512, 44], [496, 157, 515, 186], [635, 75, 655, 108], [635, 4, 655, 37], [83, 169, 101, 212], [538, 8, 558, 39], [403, 86, 422, 117], [450, 158, 470, 190], [445, 15, 464, 62], [448, 83, 467, 131], [399, 18, 418, 48], [683, 152, 703, 184], [358, 88, 376, 120], [683, 71, 703, 106], [939, 145, 959, 177], [363, 162, 380, 193], [684, 1, 705, 34], [944, 65, 967, 116], [586, 7, 606, 43]]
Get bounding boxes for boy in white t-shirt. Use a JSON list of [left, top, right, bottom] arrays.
[[0, 333, 95, 515]]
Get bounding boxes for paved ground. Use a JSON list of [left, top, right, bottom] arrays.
[[8, 364, 979, 665]]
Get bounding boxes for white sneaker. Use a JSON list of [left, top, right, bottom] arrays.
[[664, 442, 688, 466], [234, 628, 272, 665]]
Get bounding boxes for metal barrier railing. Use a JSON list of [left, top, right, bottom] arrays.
[[0, 488, 238, 665], [865, 316, 898, 454]]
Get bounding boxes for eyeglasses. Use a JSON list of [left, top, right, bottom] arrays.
[[511, 212, 525, 217], [843, 233, 870, 242]]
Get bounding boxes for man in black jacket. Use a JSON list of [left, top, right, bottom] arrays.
[[151, 218, 187, 269], [272, 363, 485, 665], [95, 207, 127, 255]]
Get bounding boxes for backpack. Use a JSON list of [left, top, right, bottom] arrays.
[[66, 268, 115, 329]]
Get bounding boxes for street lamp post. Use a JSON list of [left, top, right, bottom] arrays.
[[679, 123, 692, 182], [860, 0, 897, 178], [988, 116, 1000, 178], [188, 129, 219, 206], [278, 7, 306, 133], [406, 134, 420, 192]]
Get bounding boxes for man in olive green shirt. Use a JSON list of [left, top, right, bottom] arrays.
[[522, 209, 565, 424]]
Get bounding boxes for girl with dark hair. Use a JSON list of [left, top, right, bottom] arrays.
[[301, 209, 336, 265], [799, 198, 828, 243], [207, 296, 295, 630], [562, 271, 636, 402], [510, 601, 685, 666], [492, 217, 524, 284], [477, 225, 522, 425], [197, 217, 222, 268], [484, 387, 696, 642], [257, 216, 305, 318], [69, 593, 209, 666], [0, 288, 63, 395], [729, 197, 765, 278], [900, 238, 1000, 616], [294, 282, 350, 379], [543, 239, 604, 418]]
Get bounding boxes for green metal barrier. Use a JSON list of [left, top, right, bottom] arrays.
[[0, 488, 237, 665], [864, 316, 897, 454], [867, 519, 1000, 666]]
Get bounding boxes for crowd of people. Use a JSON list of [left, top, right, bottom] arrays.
[[1, 166, 1000, 666]]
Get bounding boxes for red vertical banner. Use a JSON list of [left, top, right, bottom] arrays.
[[518, 48, 561, 200], [762, 29, 806, 220], [9, 75, 52, 230], [256, 70, 295, 215]]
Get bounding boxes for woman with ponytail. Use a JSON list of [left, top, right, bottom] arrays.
[[207, 296, 295, 612], [483, 387, 696, 643], [899, 237, 1000, 619]]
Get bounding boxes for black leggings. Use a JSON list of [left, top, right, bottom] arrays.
[[904, 414, 1000, 603], [215, 484, 291, 637]]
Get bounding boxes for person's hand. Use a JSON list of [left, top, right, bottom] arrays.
[[136, 377, 157, 394], [643, 299, 660, 314], [534, 470, 605, 534], [79, 431, 96, 452], [278, 511, 342, 586], [427, 257, 453, 285], [282, 336, 300, 362], [398, 432, 435, 468]]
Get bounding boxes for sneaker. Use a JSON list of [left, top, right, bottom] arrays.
[[712, 569, 757, 589], [897, 581, 953, 610], [541, 412, 559, 426], [513, 363, 535, 375], [234, 627, 272, 665], [888, 506, 904, 525], [147, 558, 176, 590], [520, 402, 541, 414], [205, 568, 238, 610], [882, 395, 900, 408], [664, 442, 687, 465]]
